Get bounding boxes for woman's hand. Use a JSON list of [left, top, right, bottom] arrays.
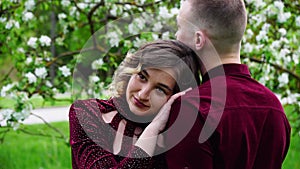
[[135, 88, 192, 156], [148, 87, 192, 133]]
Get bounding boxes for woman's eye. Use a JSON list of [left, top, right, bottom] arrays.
[[156, 87, 167, 95], [137, 73, 146, 81]]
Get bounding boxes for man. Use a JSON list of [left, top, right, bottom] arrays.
[[164, 0, 291, 168]]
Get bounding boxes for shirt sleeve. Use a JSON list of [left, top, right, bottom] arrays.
[[69, 100, 158, 169]]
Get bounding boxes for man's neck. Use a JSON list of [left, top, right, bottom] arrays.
[[199, 54, 241, 75]]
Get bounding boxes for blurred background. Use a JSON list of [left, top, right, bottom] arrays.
[[0, 0, 299, 168]]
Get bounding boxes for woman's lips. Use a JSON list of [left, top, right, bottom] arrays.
[[133, 97, 149, 108]]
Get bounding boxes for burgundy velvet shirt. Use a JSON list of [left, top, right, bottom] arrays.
[[69, 98, 166, 169], [165, 64, 291, 169]]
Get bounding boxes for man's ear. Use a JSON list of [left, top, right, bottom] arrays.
[[195, 31, 205, 50]]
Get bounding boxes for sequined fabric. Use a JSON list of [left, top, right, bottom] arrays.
[[69, 97, 167, 169]]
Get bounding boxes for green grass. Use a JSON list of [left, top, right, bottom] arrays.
[[0, 122, 299, 169], [0, 122, 71, 169], [283, 133, 300, 169]]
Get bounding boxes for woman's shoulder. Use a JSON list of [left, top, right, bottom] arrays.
[[70, 98, 116, 116]]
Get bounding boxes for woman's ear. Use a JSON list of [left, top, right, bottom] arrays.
[[195, 31, 205, 50]]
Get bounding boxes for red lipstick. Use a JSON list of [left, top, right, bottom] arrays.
[[133, 97, 148, 108]]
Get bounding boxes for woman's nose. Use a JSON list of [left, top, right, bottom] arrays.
[[138, 87, 151, 100]]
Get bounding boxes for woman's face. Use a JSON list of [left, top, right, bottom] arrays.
[[126, 68, 176, 119]]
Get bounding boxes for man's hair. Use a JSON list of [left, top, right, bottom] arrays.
[[189, 0, 247, 45], [109, 40, 200, 97]]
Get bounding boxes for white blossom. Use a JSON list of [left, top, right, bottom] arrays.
[[39, 35, 51, 46], [61, 0, 71, 7], [152, 33, 159, 40], [262, 23, 271, 32], [266, 5, 277, 16], [159, 6, 173, 19], [245, 29, 254, 39], [278, 28, 287, 36], [77, 3, 88, 9], [270, 40, 281, 50], [13, 109, 31, 121], [45, 80, 53, 87], [92, 58, 104, 70], [59, 65, 71, 77], [171, 8, 179, 16], [274, 1, 285, 11], [254, 0, 266, 8], [34, 67, 48, 79], [153, 22, 163, 32], [139, 0, 146, 4], [58, 13, 67, 20], [110, 5, 118, 16], [244, 43, 254, 53], [0, 109, 13, 121], [133, 37, 147, 48], [293, 54, 299, 65], [107, 31, 121, 47], [25, 72, 37, 84], [256, 30, 268, 42], [295, 16, 300, 27], [17, 47, 25, 53], [89, 75, 100, 83], [0, 84, 14, 97], [278, 48, 290, 59], [245, 0, 254, 4], [278, 73, 289, 87], [0, 17, 6, 23], [25, 0, 35, 10], [27, 37, 38, 48], [135, 18, 146, 30], [128, 23, 139, 35], [92, 59, 104, 70], [23, 12, 34, 21], [277, 12, 291, 23], [5, 20, 16, 29], [281, 91, 300, 105], [162, 31, 170, 40], [25, 57, 33, 64]]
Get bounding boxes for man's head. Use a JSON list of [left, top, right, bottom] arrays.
[[176, 0, 247, 72]]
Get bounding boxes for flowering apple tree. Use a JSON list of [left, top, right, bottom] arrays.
[[0, 0, 299, 142]]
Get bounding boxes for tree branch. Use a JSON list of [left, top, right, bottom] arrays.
[[242, 55, 300, 81], [29, 112, 67, 141], [0, 67, 15, 83]]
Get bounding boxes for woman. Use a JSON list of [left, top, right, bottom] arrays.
[[69, 40, 200, 168]]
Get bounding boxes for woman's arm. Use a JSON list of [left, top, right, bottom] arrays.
[[69, 99, 158, 169], [135, 88, 192, 156]]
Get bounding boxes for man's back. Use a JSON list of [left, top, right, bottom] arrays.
[[165, 64, 290, 169]]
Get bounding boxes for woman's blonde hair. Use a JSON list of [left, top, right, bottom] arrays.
[[109, 39, 200, 97]]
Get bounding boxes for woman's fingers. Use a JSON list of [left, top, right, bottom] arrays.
[[151, 87, 192, 131]]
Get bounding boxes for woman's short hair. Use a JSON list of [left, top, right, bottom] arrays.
[[109, 39, 200, 97]]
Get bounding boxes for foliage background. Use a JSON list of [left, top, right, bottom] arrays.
[[0, 0, 299, 167]]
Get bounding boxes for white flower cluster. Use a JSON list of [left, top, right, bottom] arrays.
[[25, 0, 35, 10], [27, 35, 51, 48], [273, 1, 291, 23], [5, 19, 20, 29], [59, 65, 71, 77], [24, 67, 48, 84], [23, 12, 34, 21], [128, 17, 146, 35], [92, 58, 104, 70], [0, 84, 15, 97], [276, 90, 300, 105], [107, 31, 122, 47]]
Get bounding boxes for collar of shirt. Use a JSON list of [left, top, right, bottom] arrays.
[[202, 64, 251, 84]]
